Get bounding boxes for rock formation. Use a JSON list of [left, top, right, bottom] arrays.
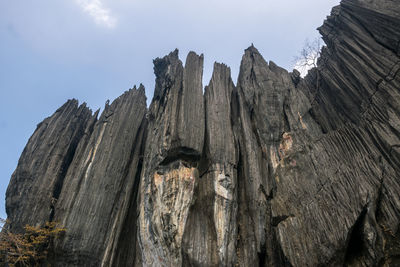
[[5, 0, 400, 266]]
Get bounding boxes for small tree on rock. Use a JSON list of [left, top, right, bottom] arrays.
[[0, 219, 66, 266], [293, 38, 323, 77]]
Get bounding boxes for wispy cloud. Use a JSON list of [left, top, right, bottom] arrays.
[[76, 0, 117, 28]]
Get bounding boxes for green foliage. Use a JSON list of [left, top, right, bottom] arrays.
[[0, 219, 66, 267]]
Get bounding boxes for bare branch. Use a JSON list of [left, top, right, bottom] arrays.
[[293, 37, 323, 77]]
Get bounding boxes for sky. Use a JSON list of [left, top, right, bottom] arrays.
[[0, 0, 340, 219]]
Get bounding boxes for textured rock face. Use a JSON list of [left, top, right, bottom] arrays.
[[52, 87, 147, 266], [5, 0, 400, 266], [6, 100, 94, 232], [138, 50, 205, 267]]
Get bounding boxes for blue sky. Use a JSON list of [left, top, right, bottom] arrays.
[[0, 0, 340, 219]]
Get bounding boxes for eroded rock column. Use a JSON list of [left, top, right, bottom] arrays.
[[204, 63, 239, 266], [139, 50, 205, 267]]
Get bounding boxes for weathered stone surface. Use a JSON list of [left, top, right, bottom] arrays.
[[203, 63, 238, 267], [4, 0, 400, 266], [53, 86, 147, 266], [139, 50, 205, 266], [269, 1, 400, 265], [6, 100, 94, 232], [234, 46, 296, 267]]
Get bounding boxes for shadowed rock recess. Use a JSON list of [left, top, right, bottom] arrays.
[[5, 1, 400, 266]]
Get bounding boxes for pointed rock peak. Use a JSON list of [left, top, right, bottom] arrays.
[[135, 84, 147, 103], [152, 49, 185, 102], [69, 98, 79, 104], [169, 48, 179, 59], [57, 99, 93, 117], [207, 62, 233, 89], [212, 62, 231, 77], [117, 84, 147, 104], [56, 99, 79, 112], [138, 83, 146, 93], [153, 49, 182, 79], [187, 51, 203, 59], [93, 108, 100, 119], [160, 48, 180, 63], [79, 102, 87, 109], [244, 44, 261, 56], [78, 102, 97, 117], [183, 51, 204, 98], [128, 83, 144, 92], [240, 44, 268, 68], [238, 44, 269, 81], [185, 51, 204, 67], [205, 62, 234, 100]]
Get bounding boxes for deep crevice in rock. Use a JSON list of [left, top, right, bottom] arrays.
[[258, 243, 266, 267], [159, 147, 201, 166], [49, 114, 91, 222], [344, 208, 368, 265]]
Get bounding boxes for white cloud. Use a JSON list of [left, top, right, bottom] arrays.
[[76, 0, 117, 28]]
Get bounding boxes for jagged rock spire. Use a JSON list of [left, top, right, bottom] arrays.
[[5, 1, 400, 266]]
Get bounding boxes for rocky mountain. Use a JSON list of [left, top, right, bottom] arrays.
[[5, 0, 400, 266]]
